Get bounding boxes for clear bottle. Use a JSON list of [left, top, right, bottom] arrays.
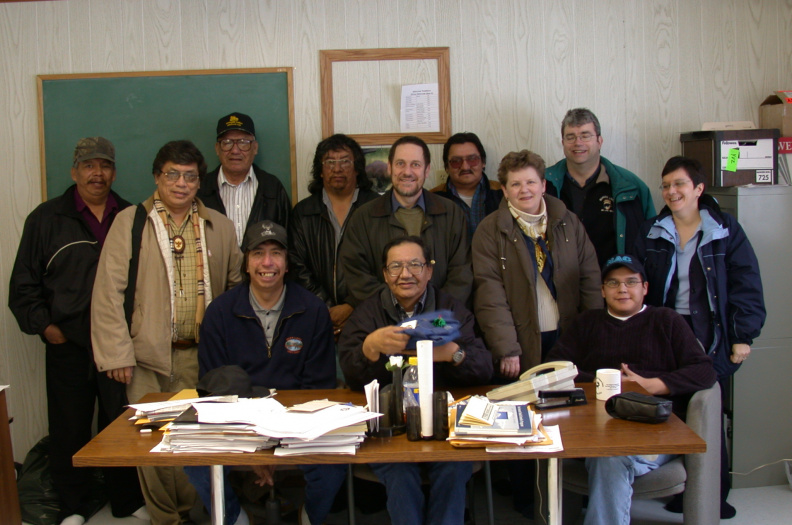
[[403, 357, 419, 412], [403, 357, 421, 440]]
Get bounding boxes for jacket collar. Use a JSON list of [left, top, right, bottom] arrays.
[[370, 189, 448, 218], [648, 200, 729, 245], [231, 281, 307, 319], [495, 194, 567, 234], [379, 283, 437, 324], [55, 184, 130, 218]]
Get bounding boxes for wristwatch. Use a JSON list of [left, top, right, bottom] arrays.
[[451, 348, 466, 366]]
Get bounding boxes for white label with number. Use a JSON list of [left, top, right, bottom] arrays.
[[756, 170, 772, 183]]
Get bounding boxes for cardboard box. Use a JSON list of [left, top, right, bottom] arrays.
[[680, 129, 779, 187], [759, 91, 792, 137]]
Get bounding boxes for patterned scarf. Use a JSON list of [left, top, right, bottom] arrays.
[[152, 191, 206, 342], [508, 198, 549, 270]]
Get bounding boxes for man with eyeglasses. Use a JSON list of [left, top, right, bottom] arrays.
[[9, 137, 146, 525], [92, 140, 243, 525], [199, 112, 291, 244], [432, 132, 502, 241], [546, 254, 716, 525], [289, 134, 379, 336], [339, 236, 492, 525], [339, 135, 472, 307], [545, 108, 655, 268]]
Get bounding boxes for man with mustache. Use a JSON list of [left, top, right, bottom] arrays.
[[545, 108, 655, 268], [199, 112, 291, 244], [432, 132, 501, 241], [9, 137, 145, 525], [339, 236, 492, 525], [339, 135, 472, 307]]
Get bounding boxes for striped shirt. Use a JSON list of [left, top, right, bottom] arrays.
[[218, 167, 258, 244]]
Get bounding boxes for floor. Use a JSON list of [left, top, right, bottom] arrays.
[[41, 474, 792, 525]]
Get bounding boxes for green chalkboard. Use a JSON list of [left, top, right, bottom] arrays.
[[38, 68, 296, 205]]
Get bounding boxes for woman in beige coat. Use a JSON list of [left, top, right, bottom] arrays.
[[472, 150, 601, 378]]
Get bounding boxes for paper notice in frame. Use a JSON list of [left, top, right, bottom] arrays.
[[400, 83, 440, 133]]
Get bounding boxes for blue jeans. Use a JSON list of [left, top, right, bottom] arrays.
[[184, 464, 347, 525], [370, 462, 472, 525], [584, 454, 676, 525]]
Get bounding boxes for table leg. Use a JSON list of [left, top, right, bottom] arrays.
[[210, 465, 225, 525], [548, 458, 562, 525], [347, 465, 356, 525]]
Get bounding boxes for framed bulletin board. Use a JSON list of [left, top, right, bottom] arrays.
[[320, 47, 451, 146], [37, 68, 297, 204]]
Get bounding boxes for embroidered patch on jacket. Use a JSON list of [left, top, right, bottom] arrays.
[[599, 195, 614, 212], [285, 337, 303, 354]]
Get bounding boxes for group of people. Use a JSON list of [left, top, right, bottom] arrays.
[[8, 107, 765, 525]]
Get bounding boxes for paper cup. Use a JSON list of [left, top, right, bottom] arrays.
[[595, 368, 622, 401]]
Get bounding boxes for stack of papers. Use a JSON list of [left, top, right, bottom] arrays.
[[449, 399, 553, 448], [131, 395, 381, 456]]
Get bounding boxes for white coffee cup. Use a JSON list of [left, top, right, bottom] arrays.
[[595, 368, 622, 401]]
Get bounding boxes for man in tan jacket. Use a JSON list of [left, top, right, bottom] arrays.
[[92, 140, 243, 525]]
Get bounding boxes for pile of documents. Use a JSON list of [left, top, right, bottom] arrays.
[[448, 395, 552, 448], [129, 395, 380, 455]]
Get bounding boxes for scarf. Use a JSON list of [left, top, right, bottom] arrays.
[[152, 191, 207, 342], [508, 198, 549, 270]]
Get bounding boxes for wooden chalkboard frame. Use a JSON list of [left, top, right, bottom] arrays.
[[37, 68, 297, 204], [320, 47, 451, 146]]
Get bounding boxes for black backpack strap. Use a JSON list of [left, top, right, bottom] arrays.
[[124, 204, 147, 331]]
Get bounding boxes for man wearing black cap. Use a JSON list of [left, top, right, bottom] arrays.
[[185, 220, 342, 525], [546, 254, 716, 525], [198, 112, 291, 244], [8, 137, 144, 524]]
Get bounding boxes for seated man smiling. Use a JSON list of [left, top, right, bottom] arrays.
[[184, 221, 344, 525], [546, 254, 717, 525], [339, 236, 492, 525]]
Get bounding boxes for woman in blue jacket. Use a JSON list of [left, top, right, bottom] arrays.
[[633, 155, 765, 519]]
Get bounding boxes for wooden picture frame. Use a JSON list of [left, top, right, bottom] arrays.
[[320, 47, 451, 146]]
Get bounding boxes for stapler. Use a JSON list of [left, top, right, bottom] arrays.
[[535, 388, 587, 410]]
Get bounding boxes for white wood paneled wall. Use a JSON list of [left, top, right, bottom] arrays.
[[1, 0, 790, 462]]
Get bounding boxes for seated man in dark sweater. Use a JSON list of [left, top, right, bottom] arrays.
[[546, 254, 717, 525]]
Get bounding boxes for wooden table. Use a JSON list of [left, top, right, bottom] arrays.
[[74, 384, 705, 525]]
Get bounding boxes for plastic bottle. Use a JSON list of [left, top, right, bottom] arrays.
[[403, 357, 420, 411], [403, 357, 421, 440]]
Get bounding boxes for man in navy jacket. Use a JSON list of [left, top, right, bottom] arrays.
[[185, 221, 343, 525]]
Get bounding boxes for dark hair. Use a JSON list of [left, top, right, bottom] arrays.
[[308, 134, 372, 194], [388, 136, 431, 166], [442, 132, 486, 169], [497, 150, 546, 186], [561, 108, 601, 137], [152, 140, 207, 179], [381, 236, 432, 268], [661, 156, 706, 189]]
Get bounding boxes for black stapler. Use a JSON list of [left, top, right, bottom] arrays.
[[535, 388, 587, 410]]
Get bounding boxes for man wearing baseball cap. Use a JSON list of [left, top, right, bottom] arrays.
[[198, 112, 291, 245], [185, 220, 344, 525], [546, 254, 716, 525], [9, 137, 145, 524]]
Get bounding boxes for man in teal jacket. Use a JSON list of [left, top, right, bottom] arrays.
[[545, 108, 655, 268]]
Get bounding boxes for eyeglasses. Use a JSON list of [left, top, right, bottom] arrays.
[[322, 158, 352, 169], [563, 132, 598, 144], [160, 170, 200, 183], [659, 180, 691, 191], [448, 155, 482, 169], [218, 138, 254, 151], [603, 279, 643, 289], [385, 261, 428, 277]]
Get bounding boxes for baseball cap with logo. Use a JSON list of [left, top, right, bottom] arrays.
[[601, 254, 647, 281], [216, 112, 256, 139], [73, 137, 115, 165], [243, 220, 287, 251]]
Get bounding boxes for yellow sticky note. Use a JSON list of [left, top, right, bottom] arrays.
[[725, 148, 740, 172]]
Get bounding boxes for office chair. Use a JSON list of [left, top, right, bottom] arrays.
[[561, 383, 721, 525]]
